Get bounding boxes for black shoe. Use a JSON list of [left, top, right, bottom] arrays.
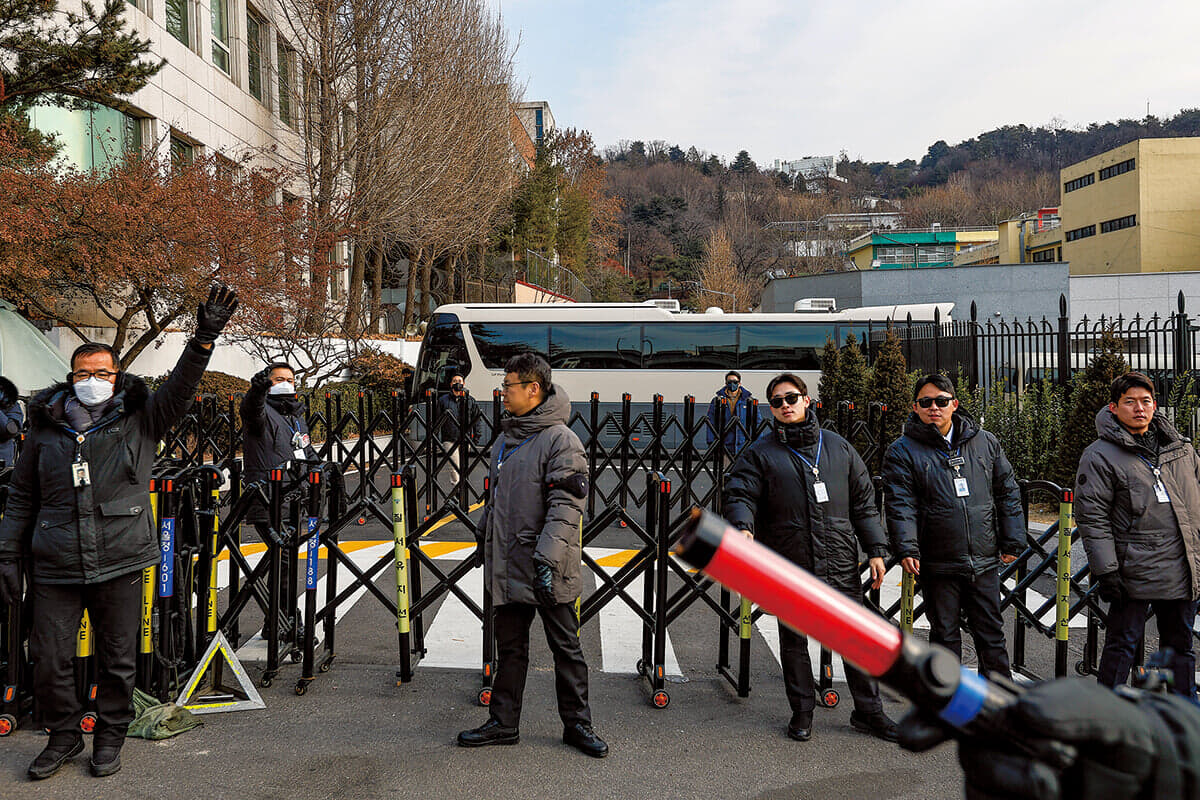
[[457, 719, 519, 747], [563, 722, 608, 758], [850, 709, 899, 743], [787, 712, 813, 742], [90, 744, 122, 777], [28, 732, 84, 780]]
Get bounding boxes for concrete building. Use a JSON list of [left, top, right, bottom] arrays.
[[846, 226, 999, 270], [954, 208, 1062, 266], [515, 101, 554, 149], [772, 155, 848, 193], [1059, 137, 1200, 275]]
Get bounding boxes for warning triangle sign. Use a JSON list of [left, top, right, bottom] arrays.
[[176, 631, 266, 715]]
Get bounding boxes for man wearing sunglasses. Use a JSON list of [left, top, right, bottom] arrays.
[[0, 285, 237, 779], [435, 374, 483, 487], [882, 374, 1024, 682], [706, 370, 754, 457], [723, 373, 897, 743]]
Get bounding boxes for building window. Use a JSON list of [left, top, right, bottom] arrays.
[[247, 9, 266, 102], [1099, 158, 1135, 181], [166, 0, 189, 45], [1065, 224, 1096, 242], [170, 135, 194, 168], [278, 40, 294, 125], [534, 108, 543, 144], [1063, 173, 1094, 193], [28, 103, 143, 171], [1100, 214, 1136, 234], [1031, 249, 1056, 263], [211, 0, 231, 74]]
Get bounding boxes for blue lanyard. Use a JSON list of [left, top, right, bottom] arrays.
[[786, 431, 823, 480], [497, 438, 530, 470], [1137, 454, 1162, 480]]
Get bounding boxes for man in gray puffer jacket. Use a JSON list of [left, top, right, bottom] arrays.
[[457, 353, 608, 758], [1076, 372, 1200, 698]]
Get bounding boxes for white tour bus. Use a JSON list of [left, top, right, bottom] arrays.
[[413, 301, 952, 409]]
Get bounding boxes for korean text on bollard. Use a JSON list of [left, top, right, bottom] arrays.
[[155, 478, 177, 700], [296, 467, 322, 695], [1055, 489, 1073, 677], [392, 472, 414, 684], [674, 509, 1078, 772]]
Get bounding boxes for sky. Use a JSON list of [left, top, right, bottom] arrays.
[[492, 0, 1200, 166]]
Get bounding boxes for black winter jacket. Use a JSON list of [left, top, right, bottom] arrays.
[[723, 411, 887, 594], [0, 341, 212, 583], [240, 389, 318, 488], [435, 392, 483, 444], [0, 375, 23, 467], [882, 410, 1025, 577]]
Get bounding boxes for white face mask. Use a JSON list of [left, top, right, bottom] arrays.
[[268, 381, 295, 396], [75, 376, 115, 406]]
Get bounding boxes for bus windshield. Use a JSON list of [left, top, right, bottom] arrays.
[[414, 312, 469, 397]]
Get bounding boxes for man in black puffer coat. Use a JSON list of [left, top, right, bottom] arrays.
[[240, 361, 318, 495], [723, 373, 896, 744], [882, 374, 1024, 681], [0, 285, 236, 780]]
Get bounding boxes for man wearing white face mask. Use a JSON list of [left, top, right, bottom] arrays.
[[0, 284, 237, 780], [240, 361, 318, 493]]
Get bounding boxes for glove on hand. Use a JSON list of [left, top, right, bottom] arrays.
[[250, 367, 273, 395], [898, 678, 1197, 800], [1096, 572, 1128, 604], [0, 561, 21, 607], [533, 561, 556, 608], [195, 284, 239, 344]]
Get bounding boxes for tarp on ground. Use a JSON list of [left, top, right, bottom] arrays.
[[0, 301, 70, 396]]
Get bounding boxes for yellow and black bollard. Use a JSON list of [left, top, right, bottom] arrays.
[[75, 610, 97, 733], [900, 571, 915, 634], [137, 480, 158, 692], [1055, 489, 1074, 677], [392, 472, 413, 684]]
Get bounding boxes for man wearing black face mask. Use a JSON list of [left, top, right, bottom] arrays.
[[723, 373, 896, 743], [706, 370, 754, 456], [0, 284, 237, 780], [435, 375, 482, 487]]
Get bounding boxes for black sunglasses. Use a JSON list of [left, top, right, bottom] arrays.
[[917, 395, 955, 408], [768, 392, 803, 409]]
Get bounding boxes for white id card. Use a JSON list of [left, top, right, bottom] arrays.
[[954, 477, 970, 498], [813, 481, 829, 503], [72, 461, 91, 487], [1155, 480, 1171, 504], [294, 448, 307, 460]]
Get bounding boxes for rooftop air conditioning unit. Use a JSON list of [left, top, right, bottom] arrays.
[[704, 306, 724, 314], [644, 299, 681, 312], [793, 298, 837, 313]]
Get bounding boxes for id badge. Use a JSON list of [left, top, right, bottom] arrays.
[[1155, 480, 1171, 504], [72, 461, 91, 487], [294, 448, 307, 460], [813, 481, 829, 503], [954, 477, 970, 498]]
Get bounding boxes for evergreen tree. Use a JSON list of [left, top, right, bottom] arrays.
[[731, 149, 757, 174], [870, 325, 910, 447], [838, 333, 870, 449], [511, 145, 559, 257], [817, 335, 841, 417], [1052, 328, 1129, 485], [1, 0, 162, 113], [555, 184, 589, 271]]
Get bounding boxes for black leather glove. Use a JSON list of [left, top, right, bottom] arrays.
[[533, 561, 556, 607], [899, 678, 1200, 800], [1096, 572, 1128, 604], [250, 367, 273, 395], [195, 284, 239, 344], [0, 561, 20, 607]]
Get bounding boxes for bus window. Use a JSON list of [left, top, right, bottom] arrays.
[[550, 323, 642, 369], [642, 322, 737, 370], [415, 312, 469, 397], [738, 322, 825, 370], [470, 323, 550, 369]]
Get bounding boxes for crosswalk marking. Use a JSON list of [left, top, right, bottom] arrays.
[[595, 553, 682, 676]]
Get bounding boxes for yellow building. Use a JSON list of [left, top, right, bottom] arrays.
[[954, 208, 1062, 266], [845, 227, 998, 270], [1059, 137, 1200, 274]]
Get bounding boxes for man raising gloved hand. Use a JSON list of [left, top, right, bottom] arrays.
[[898, 677, 1200, 800], [194, 283, 239, 345]]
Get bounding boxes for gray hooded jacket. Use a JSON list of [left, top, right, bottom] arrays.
[[476, 385, 587, 605], [1075, 408, 1200, 601]]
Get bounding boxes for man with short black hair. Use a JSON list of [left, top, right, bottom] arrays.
[[457, 352, 607, 758], [724, 373, 896, 743], [241, 361, 318, 491], [707, 370, 754, 456], [882, 374, 1024, 680], [0, 285, 237, 780], [1075, 371, 1200, 697], [435, 374, 482, 486]]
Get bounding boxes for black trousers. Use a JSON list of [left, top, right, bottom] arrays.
[[921, 569, 1012, 680], [489, 602, 591, 729], [779, 585, 884, 718], [1097, 596, 1197, 697], [30, 572, 143, 742]]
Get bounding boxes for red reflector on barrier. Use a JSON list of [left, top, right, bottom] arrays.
[[392, 474, 402, 488]]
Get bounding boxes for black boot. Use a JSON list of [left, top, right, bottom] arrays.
[[28, 732, 84, 780], [850, 709, 899, 742], [787, 711, 812, 742], [457, 719, 519, 747], [563, 722, 608, 758], [90, 730, 125, 778]]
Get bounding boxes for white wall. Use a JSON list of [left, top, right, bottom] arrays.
[[46, 327, 420, 383]]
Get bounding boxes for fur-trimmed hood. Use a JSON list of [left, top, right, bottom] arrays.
[[28, 373, 150, 430]]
